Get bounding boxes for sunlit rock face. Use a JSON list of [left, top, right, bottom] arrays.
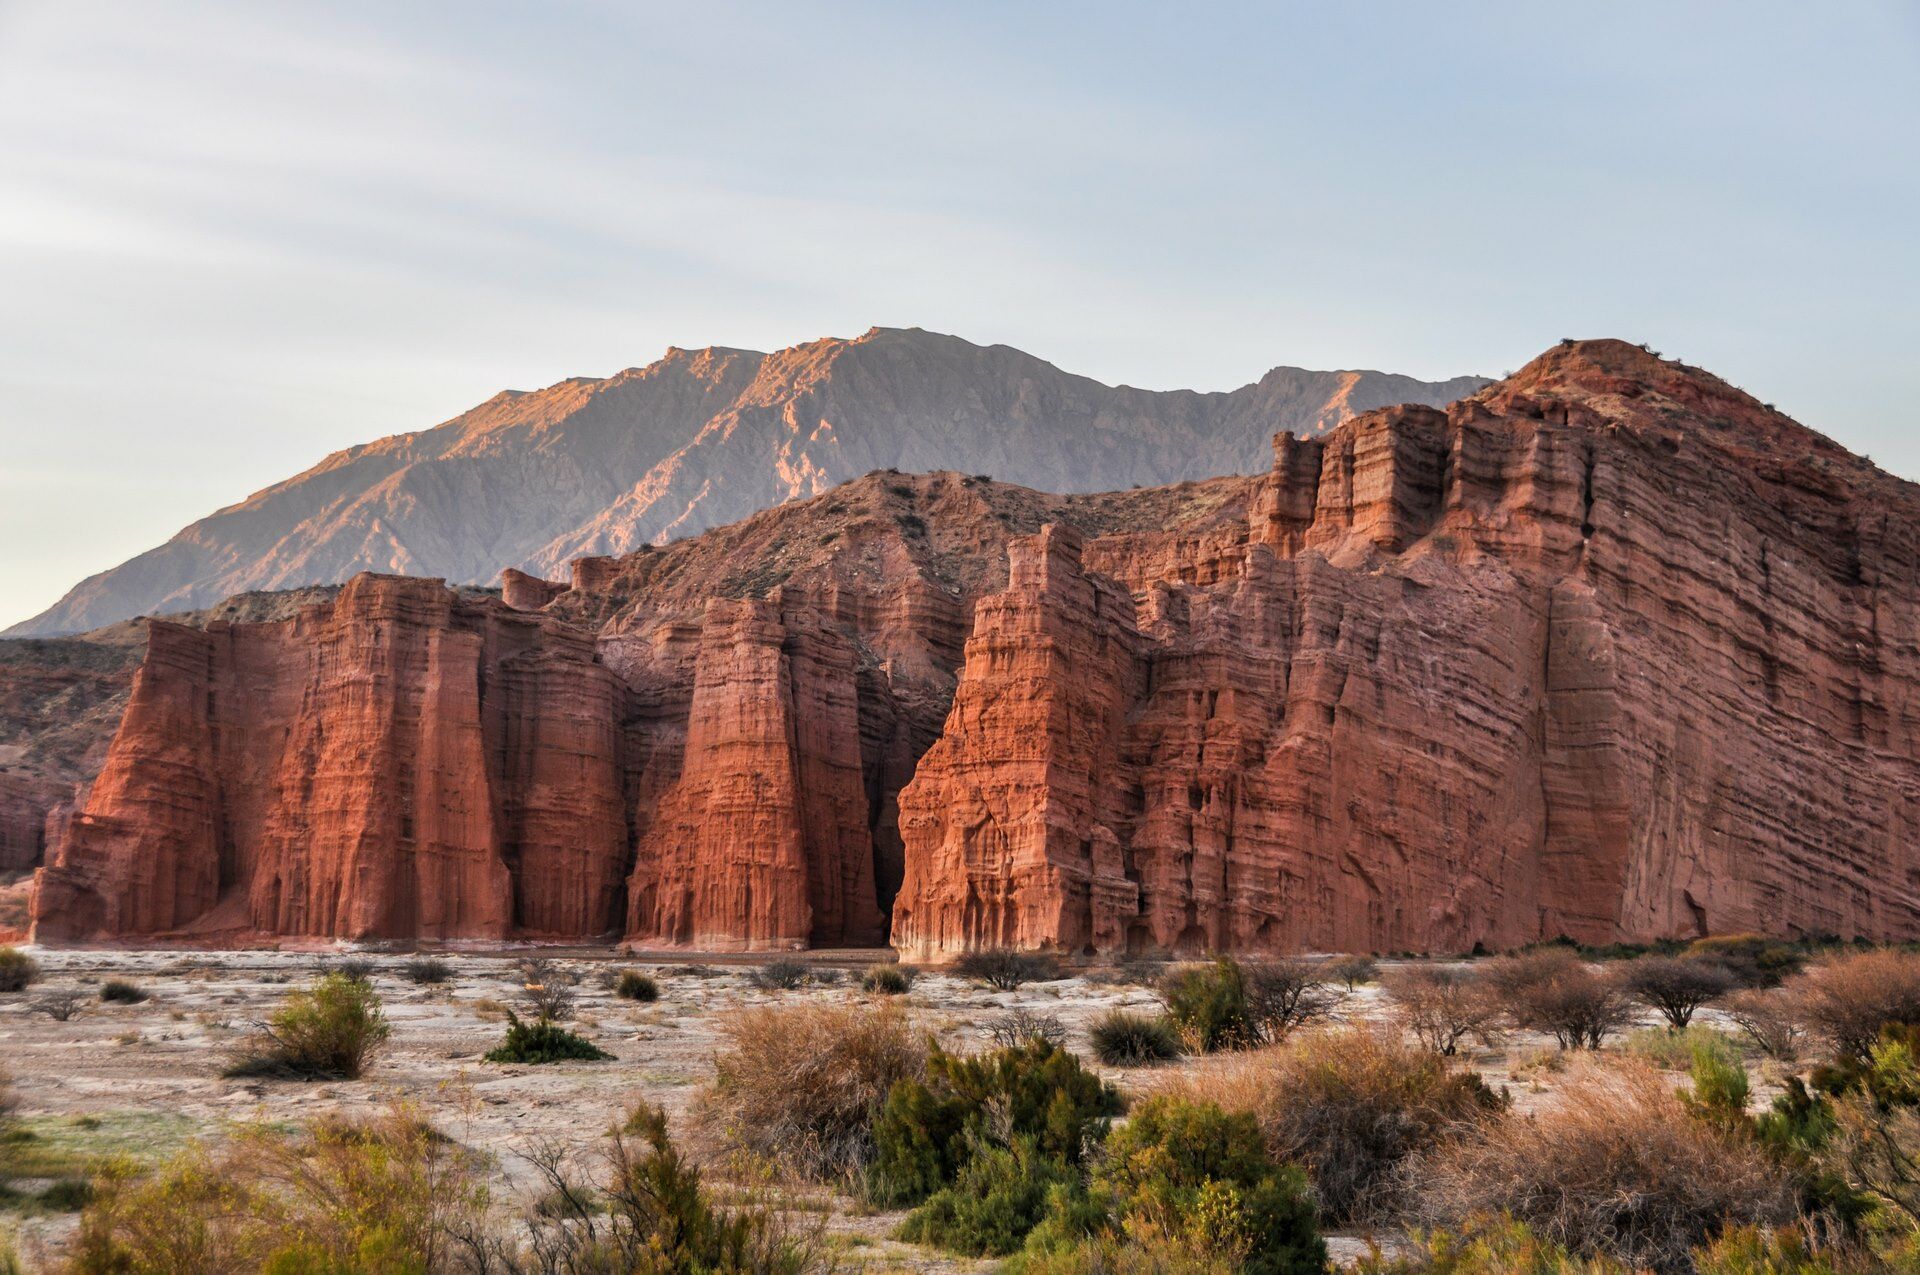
[[33, 342, 1920, 956]]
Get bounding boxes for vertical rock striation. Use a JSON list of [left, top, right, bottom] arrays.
[[30, 341, 1920, 956]]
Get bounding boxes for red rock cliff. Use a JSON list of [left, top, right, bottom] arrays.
[[31, 341, 1920, 955], [893, 342, 1920, 958]]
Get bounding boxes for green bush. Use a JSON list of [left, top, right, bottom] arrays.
[[0, 948, 38, 994], [98, 980, 149, 1005], [483, 1011, 613, 1064], [1088, 1009, 1182, 1066], [1624, 1024, 1747, 1072], [898, 1137, 1073, 1257], [861, 964, 915, 995], [1023, 1096, 1325, 1275], [1693, 1225, 1840, 1275], [870, 1038, 1122, 1208], [615, 970, 659, 1002], [223, 972, 391, 1080], [1355, 1215, 1628, 1273], [1688, 934, 1806, 988], [1160, 958, 1261, 1051]]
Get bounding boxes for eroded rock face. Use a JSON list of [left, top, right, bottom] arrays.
[[893, 341, 1920, 958], [31, 341, 1920, 954]]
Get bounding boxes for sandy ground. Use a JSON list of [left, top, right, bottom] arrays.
[[0, 948, 1775, 1271]]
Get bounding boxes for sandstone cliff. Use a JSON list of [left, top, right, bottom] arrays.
[[31, 341, 1920, 956], [9, 328, 1484, 637]]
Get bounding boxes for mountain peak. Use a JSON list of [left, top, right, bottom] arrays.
[[6, 331, 1487, 637]]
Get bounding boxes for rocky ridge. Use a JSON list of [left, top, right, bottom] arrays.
[[9, 328, 1484, 637], [29, 341, 1920, 956]]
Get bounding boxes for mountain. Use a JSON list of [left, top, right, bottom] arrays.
[[6, 328, 1486, 637], [30, 341, 1920, 956]]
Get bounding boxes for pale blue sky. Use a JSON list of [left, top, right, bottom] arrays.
[[2, 2, 1916, 629]]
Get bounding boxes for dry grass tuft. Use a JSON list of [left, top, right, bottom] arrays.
[[699, 1001, 926, 1185], [1408, 1057, 1796, 1273], [1163, 1024, 1503, 1226], [1790, 948, 1920, 1060]]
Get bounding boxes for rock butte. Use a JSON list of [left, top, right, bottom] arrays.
[[24, 341, 1920, 957]]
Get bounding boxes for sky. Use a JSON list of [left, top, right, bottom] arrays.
[[1, 3, 1917, 630]]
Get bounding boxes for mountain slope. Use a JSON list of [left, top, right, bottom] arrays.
[[9, 328, 1484, 636], [32, 340, 1920, 955]]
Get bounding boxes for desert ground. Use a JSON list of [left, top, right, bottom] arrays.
[[0, 946, 1789, 1272]]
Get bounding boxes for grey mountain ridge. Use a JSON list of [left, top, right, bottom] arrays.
[[9, 327, 1487, 636]]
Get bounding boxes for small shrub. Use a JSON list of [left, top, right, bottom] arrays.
[[1618, 954, 1738, 1029], [1484, 949, 1636, 1049], [1088, 1009, 1182, 1066], [1409, 1058, 1797, 1273], [1170, 1025, 1504, 1226], [523, 1101, 828, 1272], [1383, 966, 1505, 1056], [983, 1008, 1068, 1050], [223, 972, 391, 1080], [700, 1002, 926, 1183], [469, 996, 509, 1021], [861, 963, 915, 995], [748, 958, 810, 991], [1160, 958, 1262, 1051], [870, 1037, 1123, 1208], [0, 1064, 14, 1117], [483, 1010, 613, 1064], [0, 947, 38, 994], [1791, 948, 1920, 1060], [1689, 934, 1806, 988], [98, 980, 148, 1005], [1325, 954, 1379, 991], [615, 970, 660, 1002], [330, 956, 375, 983], [898, 1137, 1072, 1257], [401, 958, 452, 985], [1246, 957, 1344, 1038], [1062, 1095, 1327, 1275], [954, 948, 1061, 989], [1722, 987, 1809, 1061], [31, 989, 84, 1021], [1625, 1023, 1747, 1072], [1355, 1215, 1628, 1273], [67, 1105, 497, 1273], [515, 957, 579, 1020]]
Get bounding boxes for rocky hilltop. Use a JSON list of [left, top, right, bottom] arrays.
[[8, 329, 1485, 638], [28, 341, 1920, 955]]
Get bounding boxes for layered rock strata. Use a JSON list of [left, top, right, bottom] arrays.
[[31, 341, 1920, 956]]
